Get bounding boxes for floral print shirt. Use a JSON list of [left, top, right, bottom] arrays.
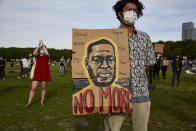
[[128, 30, 156, 103]]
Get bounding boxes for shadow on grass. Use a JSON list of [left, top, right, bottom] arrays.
[[29, 87, 58, 106], [73, 114, 105, 131], [45, 87, 58, 102]]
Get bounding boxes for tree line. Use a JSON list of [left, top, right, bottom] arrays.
[[0, 40, 196, 61], [153, 40, 196, 60], [0, 47, 72, 61]]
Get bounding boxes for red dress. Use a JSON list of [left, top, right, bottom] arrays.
[[33, 55, 51, 81]]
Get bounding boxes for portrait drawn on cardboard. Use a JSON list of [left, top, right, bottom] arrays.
[[84, 37, 117, 87], [72, 35, 132, 115]]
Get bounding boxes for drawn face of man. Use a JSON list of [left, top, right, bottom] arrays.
[[86, 43, 116, 87]]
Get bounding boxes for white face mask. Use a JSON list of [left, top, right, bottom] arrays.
[[123, 10, 137, 26]]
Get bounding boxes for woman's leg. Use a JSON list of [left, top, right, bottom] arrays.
[[41, 81, 47, 106], [25, 81, 39, 108]]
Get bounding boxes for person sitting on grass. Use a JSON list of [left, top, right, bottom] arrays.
[[25, 40, 51, 109]]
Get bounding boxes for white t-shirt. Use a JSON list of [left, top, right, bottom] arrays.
[[22, 58, 28, 68]]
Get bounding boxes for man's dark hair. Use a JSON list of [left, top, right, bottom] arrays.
[[113, 0, 144, 21], [86, 39, 115, 58]]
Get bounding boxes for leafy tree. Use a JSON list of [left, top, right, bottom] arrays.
[[0, 47, 72, 61]]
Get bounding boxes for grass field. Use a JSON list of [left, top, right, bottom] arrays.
[[0, 65, 196, 131]]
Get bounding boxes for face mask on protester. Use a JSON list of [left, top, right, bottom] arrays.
[[122, 10, 137, 26], [40, 50, 45, 55]]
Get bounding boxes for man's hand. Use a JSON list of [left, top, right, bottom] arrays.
[[145, 65, 149, 73], [100, 111, 112, 131], [99, 111, 110, 116]]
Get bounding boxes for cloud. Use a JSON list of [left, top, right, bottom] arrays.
[[0, 0, 118, 49]]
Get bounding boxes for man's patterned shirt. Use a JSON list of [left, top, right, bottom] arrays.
[[128, 30, 156, 103]]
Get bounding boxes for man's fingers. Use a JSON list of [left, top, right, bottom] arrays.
[[99, 111, 110, 116]]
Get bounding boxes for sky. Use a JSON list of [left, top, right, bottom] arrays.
[[0, 0, 196, 49]]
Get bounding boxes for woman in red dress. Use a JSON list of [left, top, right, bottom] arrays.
[[25, 40, 51, 108]]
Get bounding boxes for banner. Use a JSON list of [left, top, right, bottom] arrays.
[[163, 60, 169, 66], [154, 44, 164, 53], [183, 56, 187, 60]]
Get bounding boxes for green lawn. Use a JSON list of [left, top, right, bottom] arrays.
[[0, 65, 195, 131]]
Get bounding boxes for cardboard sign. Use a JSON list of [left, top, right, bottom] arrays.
[[72, 28, 132, 115], [183, 56, 187, 60], [157, 54, 162, 57], [163, 60, 169, 66], [154, 44, 164, 53]]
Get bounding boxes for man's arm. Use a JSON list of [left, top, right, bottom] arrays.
[[145, 34, 156, 66]]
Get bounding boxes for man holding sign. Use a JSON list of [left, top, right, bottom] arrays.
[[110, 0, 156, 131]]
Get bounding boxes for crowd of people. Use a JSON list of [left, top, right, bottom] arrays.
[[1, 47, 195, 90], [2, 53, 194, 89], [0, 55, 72, 80], [147, 54, 196, 90], [0, 0, 195, 131]]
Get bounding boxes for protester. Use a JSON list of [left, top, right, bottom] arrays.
[[172, 55, 182, 87], [189, 60, 193, 69], [10, 59, 14, 68], [16, 59, 20, 66], [2, 57, 5, 79], [0, 56, 5, 80], [184, 58, 188, 70], [28, 57, 34, 74], [20, 57, 29, 77], [153, 55, 161, 79], [0, 57, 3, 80], [67, 58, 71, 69], [25, 40, 51, 109], [64, 57, 67, 66], [192, 60, 196, 73], [104, 1, 156, 131], [161, 57, 168, 79], [59, 56, 65, 76]]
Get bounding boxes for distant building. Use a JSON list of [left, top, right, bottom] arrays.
[[182, 22, 196, 41]]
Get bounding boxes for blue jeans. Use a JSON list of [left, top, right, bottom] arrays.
[[172, 70, 181, 87], [20, 67, 29, 77], [20, 67, 23, 77], [60, 66, 64, 76]]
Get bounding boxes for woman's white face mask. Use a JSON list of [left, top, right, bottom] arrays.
[[123, 10, 137, 26], [40, 49, 45, 55]]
